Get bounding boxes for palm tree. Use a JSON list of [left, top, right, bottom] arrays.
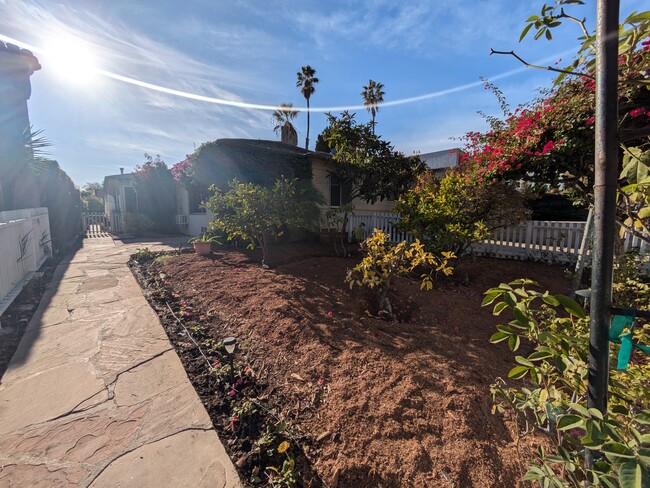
[[361, 79, 385, 134], [296, 65, 319, 150], [272, 103, 299, 145]]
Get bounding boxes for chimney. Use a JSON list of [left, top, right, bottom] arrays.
[[120, 167, 124, 175]]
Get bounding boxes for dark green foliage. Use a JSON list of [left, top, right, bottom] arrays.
[[321, 111, 425, 205], [37, 160, 83, 257], [132, 154, 177, 234]]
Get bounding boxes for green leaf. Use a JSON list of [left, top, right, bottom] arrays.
[[529, 350, 553, 361], [490, 331, 509, 344], [557, 414, 584, 431], [611, 405, 630, 416], [618, 460, 643, 488], [504, 291, 517, 307], [515, 356, 534, 367], [554, 294, 586, 318], [493, 301, 509, 315], [542, 294, 560, 307], [508, 365, 529, 379], [638, 447, 650, 465], [508, 334, 521, 351], [569, 402, 589, 417], [519, 22, 534, 42], [589, 408, 604, 420], [482, 289, 503, 306], [637, 411, 650, 425], [601, 442, 635, 461]]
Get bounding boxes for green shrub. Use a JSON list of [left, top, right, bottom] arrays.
[[395, 171, 528, 255], [484, 280, 650, 487], [206, 177, 321, 265]]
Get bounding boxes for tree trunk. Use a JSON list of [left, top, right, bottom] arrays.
[[305, 98, 310, 150]]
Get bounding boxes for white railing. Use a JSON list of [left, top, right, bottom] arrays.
[[175, 214, 189, 226], [346, 212, 649, 263], [0, 208, 51, 317]]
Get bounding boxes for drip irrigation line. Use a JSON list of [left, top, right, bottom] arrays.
[[164, 300, 331, 488]]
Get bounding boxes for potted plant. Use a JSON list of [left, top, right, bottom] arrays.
[[189, 233, 221, 256]]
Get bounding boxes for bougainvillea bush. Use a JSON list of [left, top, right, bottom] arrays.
[[459, 7, 650, 241]]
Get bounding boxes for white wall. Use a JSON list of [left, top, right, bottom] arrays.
[[0, 207, 51, 317]]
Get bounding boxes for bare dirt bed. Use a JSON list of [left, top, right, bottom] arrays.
[[156, 243, 571, 487]]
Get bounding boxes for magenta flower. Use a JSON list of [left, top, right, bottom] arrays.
[[227, 390, 236, 397], [327, 311, 333, 317], [629, 107, 645, 118]]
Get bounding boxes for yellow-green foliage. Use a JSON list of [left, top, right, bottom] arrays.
[[345, 229, 454, 313]]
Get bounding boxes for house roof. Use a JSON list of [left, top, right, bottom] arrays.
[[217, 138, 331, 161], [419, 148, 460, 170]]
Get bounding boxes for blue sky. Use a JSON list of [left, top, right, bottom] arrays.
[[0, 0, 641, 186]]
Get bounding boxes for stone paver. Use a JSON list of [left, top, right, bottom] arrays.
[[0, 237, 241, 487]]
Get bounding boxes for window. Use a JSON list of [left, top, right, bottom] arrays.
[[330, 173, 342, 207], [124, 186, 138, 212], [189, 188, 206, 213]]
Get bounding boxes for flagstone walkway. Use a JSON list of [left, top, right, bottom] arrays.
[[0, 237, 241, 487]]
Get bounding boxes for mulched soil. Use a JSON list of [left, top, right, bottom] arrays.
[[134, 242, 572, 487]]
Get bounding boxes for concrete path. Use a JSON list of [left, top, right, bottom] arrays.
[[0, 237, 241, 487]]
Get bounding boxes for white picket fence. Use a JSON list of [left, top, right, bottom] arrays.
[[347, 212, 649, 264], [472, 220, 588, 263], [0, 208, 51, 317], [81, 211, 124, 236], [347, 211, 414, 244]]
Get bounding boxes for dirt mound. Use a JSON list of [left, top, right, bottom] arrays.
[[159, 244, 571, 487]]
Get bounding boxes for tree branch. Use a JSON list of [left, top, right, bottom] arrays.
[[619, 126, 650, 142], [558, 8, 590, 39], [489, 49, 595, 80]]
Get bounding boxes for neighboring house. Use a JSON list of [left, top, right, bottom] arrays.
[[419, 148, 460, 178], [175, 138, 399, 236], [103, 168, 138, 214]]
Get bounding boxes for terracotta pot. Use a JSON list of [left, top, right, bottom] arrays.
[[193, 241, 212, 256]]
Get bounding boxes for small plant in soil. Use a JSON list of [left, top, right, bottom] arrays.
[[345, 229, 454, 314]]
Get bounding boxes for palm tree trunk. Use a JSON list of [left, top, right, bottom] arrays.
[[305, 98, 310, 150]]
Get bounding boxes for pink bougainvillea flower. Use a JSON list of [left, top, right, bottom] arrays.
[[317, 378, 324, 386], [629, 107, 645, 118], [227, 390, 236, 397], [327, 311, 333, 317], [585, 116, 595, 126], [541, 140, 555, 155], [212, 359, 221, 369]]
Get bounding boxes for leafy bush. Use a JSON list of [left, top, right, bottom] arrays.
[[206, 177, 321, 265], [132, 154, 177, 233], [123, 212, 155, 235], [395, 171, 528, 254], [345, 229, 454, 313], [484, 280, 650, 487]]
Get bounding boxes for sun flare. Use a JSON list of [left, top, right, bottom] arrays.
[[45, 37, 97, 84]]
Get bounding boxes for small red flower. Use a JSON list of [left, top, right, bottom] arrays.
[[317, 378, 324, 386], [227, 390, 236, 397], [629, 107, 645, 118], [585, 116, 594, 126], [327, 311, 333, 317]]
